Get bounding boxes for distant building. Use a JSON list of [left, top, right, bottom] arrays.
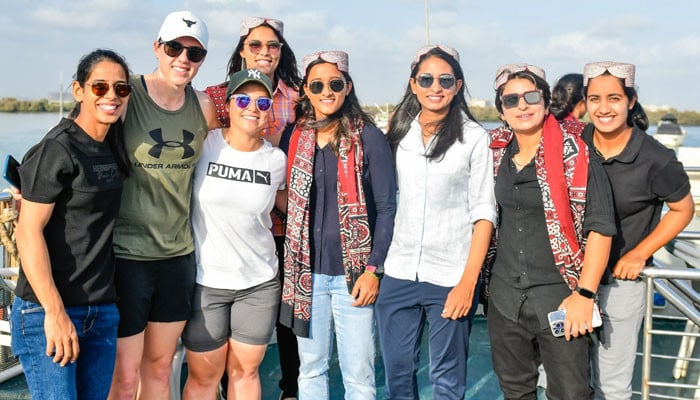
[[47, 91, 72, 104], [644, 104, 672, 112], [468, 98, 491, 108]]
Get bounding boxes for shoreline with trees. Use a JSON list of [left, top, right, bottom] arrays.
[[3, 97, 700, 125]]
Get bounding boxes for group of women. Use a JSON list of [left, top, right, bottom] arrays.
[[8, 8, 695, 400]]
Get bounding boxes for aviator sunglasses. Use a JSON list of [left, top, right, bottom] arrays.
[[245, 40, 284, 54], [159, 40, 208, 63], [415, 73, 456, 90], [307, 79, 346, 95], [501, 90, 543, 109], [85, 81, 132, 98], [230, 94, 273, 112]]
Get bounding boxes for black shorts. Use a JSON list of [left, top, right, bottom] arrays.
[[114, 253, 196, 337]]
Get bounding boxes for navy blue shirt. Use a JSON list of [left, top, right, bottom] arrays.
[[280, 124, 397, 276]]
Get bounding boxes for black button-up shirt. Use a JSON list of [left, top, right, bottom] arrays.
[[490, 139, 616, 328]]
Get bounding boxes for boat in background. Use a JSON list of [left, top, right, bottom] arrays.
[[654, 113, 687, 150]]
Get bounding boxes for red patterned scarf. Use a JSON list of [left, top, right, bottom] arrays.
[[483, 115, 588, 297], [280, 119, 371, 337]]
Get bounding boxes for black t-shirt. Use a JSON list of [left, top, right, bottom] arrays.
[[15, 118, 123, 306], [582, 124, 691, 282]]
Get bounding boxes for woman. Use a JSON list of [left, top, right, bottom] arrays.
[[279, 51, 396, 399], [204, 16, 301, 145], [485, 64, 616, 399], [374, 45, 496, 399], [181, 69, 286, 400], [581, 61, 694, 400], [551, 73, 587, 121], [11, 49, 131, 399], [204, 16, 302, 399], [108, 11, 219, 400]]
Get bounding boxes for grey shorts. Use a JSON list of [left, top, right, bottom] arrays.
[[182, 278, 281, 352]]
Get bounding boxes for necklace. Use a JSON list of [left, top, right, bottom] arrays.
[[511, 155, 531, 168]]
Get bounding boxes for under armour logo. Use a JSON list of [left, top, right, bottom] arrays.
[[148, 128, 195, 159], [182, 18, 197, 28], [247, 69, 261, 79]]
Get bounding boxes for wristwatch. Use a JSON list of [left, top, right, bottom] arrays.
[[365, 265, 384, 280], [575, 286, 596, 299]]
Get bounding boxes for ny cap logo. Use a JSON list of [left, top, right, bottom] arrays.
[[247, 69, 261, 79]]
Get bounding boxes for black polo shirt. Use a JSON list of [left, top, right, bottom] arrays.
[[582, 124, 690, 283], [489, 139, 616, 329]]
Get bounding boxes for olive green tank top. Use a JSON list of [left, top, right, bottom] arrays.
[[113, 75, 207, 260]]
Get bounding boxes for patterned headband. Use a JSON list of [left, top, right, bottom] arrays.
[[494, 64, 547, 90], [240, 16, 284, 37], [583, 61, 635, 88], [302, 51, 349, 74], [411, 44, 460, 70]]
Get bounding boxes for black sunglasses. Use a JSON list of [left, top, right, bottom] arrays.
[[307, 79, 346, 95], [245, 40, 283, 54], [85, 81, 132, 98], [501, 90, 543, 109], [229, 94, 273, 112], [159, 40, 207, 63], [415, 73, 456, 89]]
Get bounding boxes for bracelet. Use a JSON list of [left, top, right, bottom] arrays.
[[575, 286, 596, 299]]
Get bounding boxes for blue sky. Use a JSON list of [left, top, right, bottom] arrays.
[[2, 0, 700, 110]]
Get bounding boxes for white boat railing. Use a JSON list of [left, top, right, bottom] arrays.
[[640, 232, 700, 400]]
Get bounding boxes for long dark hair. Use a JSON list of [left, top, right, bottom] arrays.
[[225, 23, 302, 90], [550, 73, 584, 120], [69, 49, 131, 176], [294, 58, 375, 155], [386, 47, 478, 161], [583, 73, 649, 131]]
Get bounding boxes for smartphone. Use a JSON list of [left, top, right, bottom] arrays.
[[547, 309, 567, 337], [2, 155, 21, 189], [547, 303, 603, 337]]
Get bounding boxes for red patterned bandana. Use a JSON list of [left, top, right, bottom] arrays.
[[280, 119, 371, 337], [483, 115, 589, 299]]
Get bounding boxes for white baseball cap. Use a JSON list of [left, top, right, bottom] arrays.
[[157, 11, 209, 49]]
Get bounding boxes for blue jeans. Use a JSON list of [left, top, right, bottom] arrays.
[[10, 297, 119, 400], [375, 276, 477, 400], [297, 274, 375, 400]]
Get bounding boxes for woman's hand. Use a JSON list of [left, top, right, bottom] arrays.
[[442, 281, 475, 320], [612, 249, 646, 280], [558, 292, 595, 340], [351, 272, 379, 307], [44, 309, 79, 366]]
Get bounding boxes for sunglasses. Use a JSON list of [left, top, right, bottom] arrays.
[[307, 79, 346, 95], [85, 81, 132, 98], [501, 90, 543, 109], [245, 40, 283, 54], [415, 73, 456, 90], [230, 94, 273, 112], [159, 40, 207, 63]]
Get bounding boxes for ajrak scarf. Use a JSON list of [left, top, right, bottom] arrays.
[[280, 119, 372, 337], [482, 114, 588, 299]]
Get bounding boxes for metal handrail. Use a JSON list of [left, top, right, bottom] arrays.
[[640, 234, 700, 400]]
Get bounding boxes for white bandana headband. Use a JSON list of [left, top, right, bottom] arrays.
[[240, 16, 284, 37], [302, 51, 349, 74], [583, 61, 635, 88], [411, 45, 460, 70], [494, 64, 547, 90]]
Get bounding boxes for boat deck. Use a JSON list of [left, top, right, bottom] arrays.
[[0, 315, 694, 400]]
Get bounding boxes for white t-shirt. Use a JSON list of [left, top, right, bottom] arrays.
[[384, 114, 497, 287], [191, 129, 286, 290]]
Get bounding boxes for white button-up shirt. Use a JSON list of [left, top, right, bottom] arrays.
[[384, 115, 497, 287]]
